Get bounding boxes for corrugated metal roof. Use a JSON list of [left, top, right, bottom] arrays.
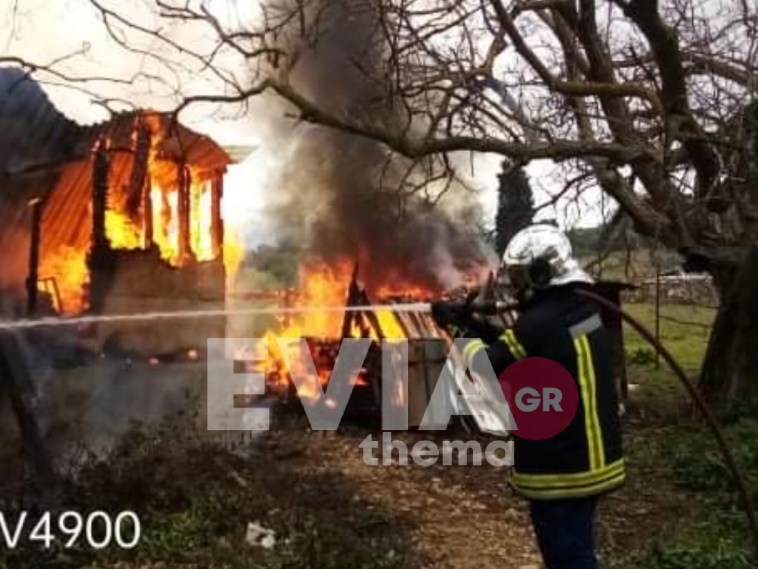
[[80, 111, 233, 175], [40, 151, 141, 254], [0, 168, 59, 291]]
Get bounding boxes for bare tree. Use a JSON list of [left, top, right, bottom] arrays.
[[495, 160, 534, 255], [8, 0, 758, 403]]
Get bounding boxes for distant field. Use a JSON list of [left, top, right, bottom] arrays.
[[622, 301, 715, 374], [581, 248, 682, 282]]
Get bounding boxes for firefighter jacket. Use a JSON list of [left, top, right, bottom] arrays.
[[459, 284, 625, 500]]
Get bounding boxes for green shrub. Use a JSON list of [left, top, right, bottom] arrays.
[[667, 415, 758, 493], [627, 347, 657, 367], [642, 542, 752, 569]]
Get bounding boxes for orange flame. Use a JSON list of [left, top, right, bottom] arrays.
[[105, 210, 143, 249], [223, 227, 244, 287], [37, 119, 236, 315], [191, 181, 214, 262], [38, 245, 88, 314], [150, 185, 179, 263], [256, 259, 434, 402]]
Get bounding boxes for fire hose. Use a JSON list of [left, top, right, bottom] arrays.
[[574, 289, 758, 558], [457, 290, 758, 557], [0, 300, 516, 331], [0, 295, 756, 555]]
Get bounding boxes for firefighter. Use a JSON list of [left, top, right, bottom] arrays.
[[431, 224, 624, 569]]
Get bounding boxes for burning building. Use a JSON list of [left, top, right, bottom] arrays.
[[0, 68, 240, 353]]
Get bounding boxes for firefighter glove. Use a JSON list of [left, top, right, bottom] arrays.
[[431, 301, 469, 330]]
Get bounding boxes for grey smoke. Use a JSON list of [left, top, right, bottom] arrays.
[[261, 0, 493, 293]]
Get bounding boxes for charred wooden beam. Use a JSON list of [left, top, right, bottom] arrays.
[[341, 263, 361, 337], [359, 289, 385, 340], [89, 139, 115, 313], [91, 140, 110, 253], [339, 263, 385, 339], [126, 120, 151, 219], [393, 310, 413, 338], [25, 199, 42, 316], [210, 173, 224, 259], [142, 174, 153, 248], [177, 164, 192, 264]]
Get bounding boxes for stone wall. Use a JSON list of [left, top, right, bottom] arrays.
[[625, 274, 718, 306]]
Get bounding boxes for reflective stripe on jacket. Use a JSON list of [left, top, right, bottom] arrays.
[[459, 284, 625, 500]]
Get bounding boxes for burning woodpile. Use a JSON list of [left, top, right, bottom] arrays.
[[242, 260, 482, 423]]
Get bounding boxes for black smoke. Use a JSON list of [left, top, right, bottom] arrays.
[[262, 0, 492, 293]]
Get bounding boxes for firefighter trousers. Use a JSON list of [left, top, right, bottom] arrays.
[[529, 496, 599, 569]]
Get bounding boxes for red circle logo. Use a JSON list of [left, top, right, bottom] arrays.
[[499, 357, 578, 441]]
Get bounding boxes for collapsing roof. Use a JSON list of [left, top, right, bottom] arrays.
[[0, 67, 236, 316], [0, 69, 233, 175], [0, 68, 82, 176]]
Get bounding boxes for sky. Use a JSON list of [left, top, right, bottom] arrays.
[[1, 0, 608, 249]]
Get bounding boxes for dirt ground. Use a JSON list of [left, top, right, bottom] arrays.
[[257, 419, 543, 569], [0, 357, 682, 569], [216, 413, 683, 569]]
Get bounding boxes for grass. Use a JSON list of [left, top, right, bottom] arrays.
[[619, 409, 758, 569], [0, 420, 421, 569], [581, 249, 683, 282], [622, 301, 715, 374], [611, 301, 757, 569], [3, 299, 756, 569]]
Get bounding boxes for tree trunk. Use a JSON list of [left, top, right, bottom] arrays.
[[699, 247, 758, 405]]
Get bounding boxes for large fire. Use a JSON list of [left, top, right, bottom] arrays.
[[106, 177, 216, 265], [269, 261, 419, 340], [258, 260, 438, 402], [38, 245, 88, 313], [223, 228, 244, 287], [150, 185, 179, 263], [36, 119, 240, 315], [191, 181, 214, 262]]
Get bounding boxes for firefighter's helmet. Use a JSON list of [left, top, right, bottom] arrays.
[[501, 224, 593, 292]]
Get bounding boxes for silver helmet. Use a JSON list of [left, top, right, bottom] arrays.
[[501, 224, 593, 293]]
